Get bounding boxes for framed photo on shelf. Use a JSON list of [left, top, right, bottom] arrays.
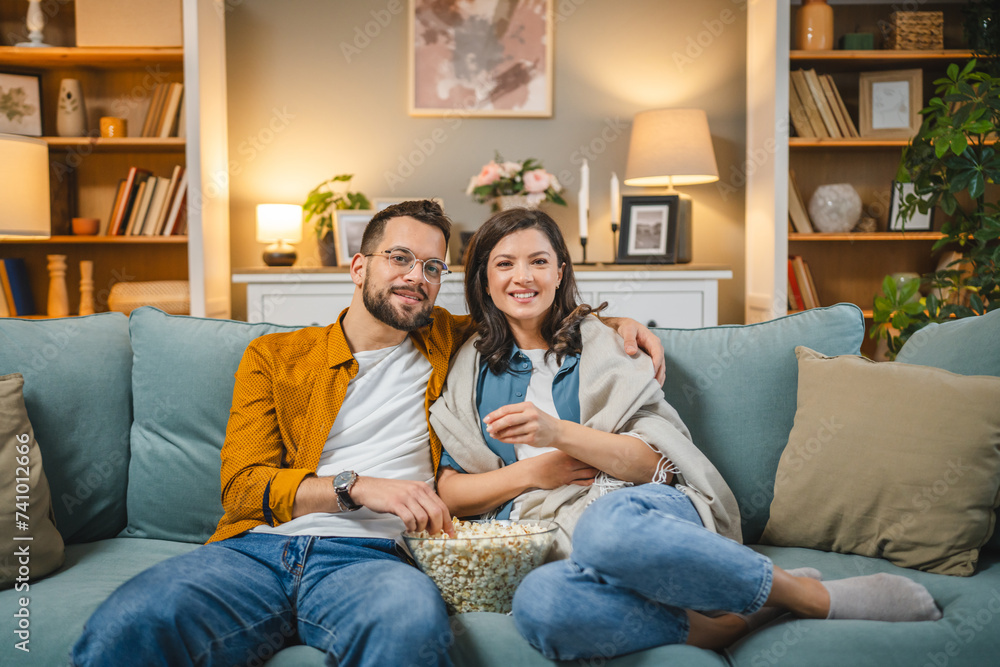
[[859, 69, 922, 139], [408, 0, 553, 117], [616, 195, 683, 264], [334, 210, 375, 265], [372, 197, 444, 212], [888, 181, 934, 231], [0, 72, 43, 136]]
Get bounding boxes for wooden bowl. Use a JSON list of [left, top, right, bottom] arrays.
[[72, 217, 100, 235]]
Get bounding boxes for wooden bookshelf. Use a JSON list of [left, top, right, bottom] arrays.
[[0, 0, 230, 318], [0, 46, 183, 68], [43, 137, 186, 153]]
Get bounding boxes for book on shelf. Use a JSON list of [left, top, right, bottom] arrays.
[[141, 176, 171, 235], [162, 170, 189, 236], [158, 83, 184, 138], [802, 69, 841, 138], [788, 80, 816, 138], [789, 70, 828, 139], [141, 83, 168, 137], [818, 75, 851, 138], [790, 256, 821, 309], [104, 166, 186, 236], [787, 259, 806, 311], [0, 258, 36, 316], [108, 167, 151, 235], [822, 74, 859, 138], [124, 178, 152, 236], [788, 170, 814, 233]]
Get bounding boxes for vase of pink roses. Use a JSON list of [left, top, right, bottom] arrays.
[[466, 152, 567, 212]]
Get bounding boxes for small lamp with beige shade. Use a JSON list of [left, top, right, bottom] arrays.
[[622, 108, 719, 264], [257, 204, 303, 267]]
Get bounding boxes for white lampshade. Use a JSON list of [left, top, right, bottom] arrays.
[[624, 108, 719, 188], [0, 134, 51, 239], [256, 204, 303, 244]]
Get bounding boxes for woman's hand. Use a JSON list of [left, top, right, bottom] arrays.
[[523, 450, 599, 490], [484, 401, 564, 448]]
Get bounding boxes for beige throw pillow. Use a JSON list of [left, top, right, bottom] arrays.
[[761, 347, 1000, 576], [1, 373, 65, 589]]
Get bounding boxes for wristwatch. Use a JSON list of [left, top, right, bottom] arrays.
[[333, 470, 361, 512]]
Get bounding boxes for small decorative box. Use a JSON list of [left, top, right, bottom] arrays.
[[886, 11, 944, 50], [108, 281, 190, 316]]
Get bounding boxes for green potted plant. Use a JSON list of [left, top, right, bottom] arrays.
[[871, 60, 1000, 358], [302, 174, 371, 266]]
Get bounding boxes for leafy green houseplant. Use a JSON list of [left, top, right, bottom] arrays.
[[302, 175, 371, 266], [871, 60, 1000, 358]]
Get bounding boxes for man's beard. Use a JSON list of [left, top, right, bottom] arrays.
[[362, 277, 434, 332]]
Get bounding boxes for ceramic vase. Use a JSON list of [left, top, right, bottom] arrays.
[[494, 195, 537, 212], [47, 254, 69, 317], [796, 0, 834, 51], [57, 79, 87, 137], [318, 231, 338, 267]]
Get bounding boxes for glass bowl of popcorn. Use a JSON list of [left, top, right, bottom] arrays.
[[403, 519, 559, 614]]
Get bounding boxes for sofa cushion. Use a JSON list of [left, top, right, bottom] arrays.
[[123, 308, 301, 543], [0, 537, 199, 667], [0, 313, 132, 544], [0, 373, 64, 588], [895, 309, 1000, 551], [761, 347, 1000, 576], [727, 547, 1000, 667], [653, 304, 866, 542]]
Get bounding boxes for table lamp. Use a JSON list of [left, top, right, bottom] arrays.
[[623, 108, 718, 263], [0, 133, 51, 240], [257, 204, 303, 267]]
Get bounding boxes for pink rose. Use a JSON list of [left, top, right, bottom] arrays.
[[476, 161, 501, 187], [522, 169, 551, 193]]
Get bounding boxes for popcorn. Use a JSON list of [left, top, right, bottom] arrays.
[[404, 519, 557, 614]]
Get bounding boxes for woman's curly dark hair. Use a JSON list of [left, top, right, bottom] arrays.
[[465, 208, 606, 374]]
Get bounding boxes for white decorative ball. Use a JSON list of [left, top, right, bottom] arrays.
[[808, 184, 862, 233]]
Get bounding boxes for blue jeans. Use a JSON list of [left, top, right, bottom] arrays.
[[512, 484, 773, 661], [71, 533, 453, 667]]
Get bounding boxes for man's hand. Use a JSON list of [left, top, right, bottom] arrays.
[[351, 476, 456, 537], [484, 401, 563, 448], [603, 316, 666, 385], [523, 450, 599, 490]]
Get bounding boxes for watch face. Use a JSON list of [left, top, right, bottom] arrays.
[[334, 471, 354, 489]]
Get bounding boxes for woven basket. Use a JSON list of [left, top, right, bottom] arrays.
[[887, 11, 943, 50], [107, 280, 190, 315]]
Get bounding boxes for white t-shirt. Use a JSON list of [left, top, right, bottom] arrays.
[[252, 337, 434, 543], [509, 348, 560, 520]]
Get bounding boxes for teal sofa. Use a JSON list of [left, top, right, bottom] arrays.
[[2, 304, 998, 666]]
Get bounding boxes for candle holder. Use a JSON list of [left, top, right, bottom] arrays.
[[611, 221, 619, 263], [576, 237, 598, 265]]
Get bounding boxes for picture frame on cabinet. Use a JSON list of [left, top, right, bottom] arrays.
[[616, 195, 683, 264], [0, 72, 43, 136], [859, 69, 922, 139], [408, 0, 554, 117], [888, 181, 934, 231], [334, 210, 375, 265]]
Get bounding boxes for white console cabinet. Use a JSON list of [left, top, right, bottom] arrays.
[[233, 265, 732, 328]]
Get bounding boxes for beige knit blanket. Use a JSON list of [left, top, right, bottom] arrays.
[[429, 315, 741, 559]]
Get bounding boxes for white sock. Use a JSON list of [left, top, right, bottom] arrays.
[[823, 573, 942, 622]]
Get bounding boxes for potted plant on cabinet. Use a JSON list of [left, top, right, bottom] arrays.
[[302, 174, 371, 266], [871, 60, 1000, 358]]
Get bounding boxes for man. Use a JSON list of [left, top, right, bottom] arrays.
[[71, 200, 664, 667]]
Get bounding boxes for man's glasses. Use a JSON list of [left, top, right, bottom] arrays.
[[364, 247, 451, 284]]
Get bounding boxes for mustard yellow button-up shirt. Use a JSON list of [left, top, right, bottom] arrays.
[[208, 307, 472, 544]]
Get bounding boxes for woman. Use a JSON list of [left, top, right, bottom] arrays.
[[429, 209, 941, 660]]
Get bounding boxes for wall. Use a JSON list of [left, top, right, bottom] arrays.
[[224, 0, 747, 322]]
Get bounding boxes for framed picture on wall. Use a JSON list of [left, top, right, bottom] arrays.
[[888, 181, 934, 231], [859, 69, 922, 139], [0, 72, 43, 136], [408, 0, 553, 117], [334, 210, 375, 265], [616, 195, 681, 264]]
